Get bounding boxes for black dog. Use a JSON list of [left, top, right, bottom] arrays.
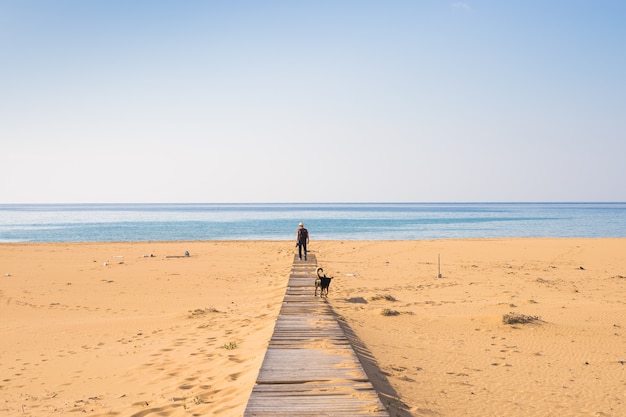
[[315, 267, 333, 298]]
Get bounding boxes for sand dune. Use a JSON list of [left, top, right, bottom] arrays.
[[1, 239, 625, 416]]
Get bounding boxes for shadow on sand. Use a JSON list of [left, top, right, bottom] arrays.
[[331, 305, 413, 417]]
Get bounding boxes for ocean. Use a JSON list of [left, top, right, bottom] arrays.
[[0, 203, 625, 242]]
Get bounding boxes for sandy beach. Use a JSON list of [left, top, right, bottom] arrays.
[[1, 239, 625, 416]]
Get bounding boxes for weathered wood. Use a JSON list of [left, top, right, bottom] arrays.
[[244, 254, 389, 417]]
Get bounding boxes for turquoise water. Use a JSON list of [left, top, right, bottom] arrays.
[[0, 203, 624, 242]]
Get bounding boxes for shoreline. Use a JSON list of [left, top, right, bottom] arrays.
[[1, 238, 625, 416], [3, 235, 624, 244]]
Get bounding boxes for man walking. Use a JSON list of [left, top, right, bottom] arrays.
[[296, 222, 309, 261]]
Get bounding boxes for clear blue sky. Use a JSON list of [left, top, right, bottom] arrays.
[[2, 1, 624, 203]]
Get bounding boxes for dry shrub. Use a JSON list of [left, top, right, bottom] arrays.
[[381, 309, 401, 316], [503, 312, 541, 325], [187, 307, 220, 318], [371, 294, 397, 302], [220, 342, 238, 350]]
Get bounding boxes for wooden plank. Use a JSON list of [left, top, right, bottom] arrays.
[[244, 254, 389, 417]]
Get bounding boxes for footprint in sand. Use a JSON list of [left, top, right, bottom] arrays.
[[227, 372, 242, 381]]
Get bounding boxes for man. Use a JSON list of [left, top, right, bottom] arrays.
[[296, 222, 309, 260]]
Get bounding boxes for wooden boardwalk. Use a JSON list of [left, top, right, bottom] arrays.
[[244, 254, 389, 417]]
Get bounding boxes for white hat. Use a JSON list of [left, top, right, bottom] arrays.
[[299, 222, 304, 227]]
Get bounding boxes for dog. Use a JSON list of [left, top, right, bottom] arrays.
[[315, 267, 333, 298]]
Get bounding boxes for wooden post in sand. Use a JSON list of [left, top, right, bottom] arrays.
[[437, 254, 442, 278]]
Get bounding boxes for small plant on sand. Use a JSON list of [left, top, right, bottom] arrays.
[[187, 307, 219, 318], [371, 294, 397, 302], [220, 341, 238, 350], [189, 308, 207, 317], [503, 312, 541, 325], [192, 396, 205, 405], [381, 308, 401, 316]]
